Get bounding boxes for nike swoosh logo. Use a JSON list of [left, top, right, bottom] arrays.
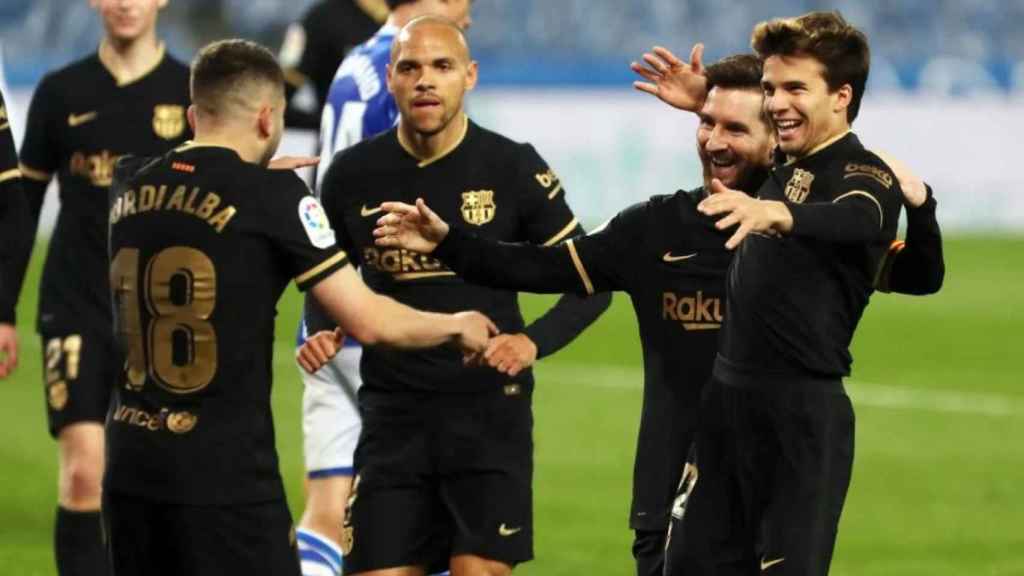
[[68, 112, 98, 127], [760, 557, 785, 571], [498, 523, 522, 537], [361, 204, 382, 217], [663, 251, 698, 263]]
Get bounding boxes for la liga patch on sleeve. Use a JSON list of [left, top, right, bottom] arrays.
[[299, 195, 337, 249]]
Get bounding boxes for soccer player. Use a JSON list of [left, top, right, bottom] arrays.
[[104, 38, 497, 576], [293, 2, 475, 574], [307, 16, 610, 576], [670, 12, 915, 575], [279, 0, 390, 129], [17, 1, 190, 573], [0, 87, 30, 380], [370, 53, 943, 576]]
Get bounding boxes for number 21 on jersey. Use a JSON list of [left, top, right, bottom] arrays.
[[110, 247, 218, 394]]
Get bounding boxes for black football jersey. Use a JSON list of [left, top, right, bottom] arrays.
[[280, 0, 384, 129], [320, 118, 583, 394], [105, 145, 349, 504], [0, 88, 29, 324], [19, 49, 191, 330], [434, 189, 731, 530], [718, 132, 902, 382]]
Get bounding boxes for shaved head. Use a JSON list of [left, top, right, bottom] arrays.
[[391, 15, 471, 64]]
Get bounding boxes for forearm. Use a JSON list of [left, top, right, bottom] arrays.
[[435, 226, 593, 295], [523, 290, 611, 358], [360, 293, 461, 349], [0, 179, 33, 324], [786, 198, 882, 244], [882, 187, 945, 295]]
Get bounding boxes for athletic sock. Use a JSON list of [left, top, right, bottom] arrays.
[[297, 527, 344, 576], [54, 507, 109, 576]]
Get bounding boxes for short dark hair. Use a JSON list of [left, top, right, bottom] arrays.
[[386, 0, 417, 8], [191, 39, 284, 116], [751, 11, 870, 123], [705, 54, 769, 125], [705, 54, 763, 93]]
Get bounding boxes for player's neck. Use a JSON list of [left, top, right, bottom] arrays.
[[398, 114, 469, 165], [99, 33, 164, 86], [190, 130, 265, 166]]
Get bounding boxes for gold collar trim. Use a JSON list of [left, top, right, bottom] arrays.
[[785, 129, 851, 166], [398, 114, 469, 168], [99, 40, 166, 87]]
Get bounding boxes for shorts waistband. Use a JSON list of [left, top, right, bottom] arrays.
[[713, 356, 846, 395]]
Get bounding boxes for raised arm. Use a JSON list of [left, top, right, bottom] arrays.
[[631, 44, 709, 112], [871, 152, 944, 295], [0, 88, 29, 377]]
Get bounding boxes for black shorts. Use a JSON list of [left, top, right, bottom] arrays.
[[669, 376, 855, 576], [39, 322, 117, 437], [344, 386, 534, 573], [103, 492, 300, 576], [633, 529, 667, 576]]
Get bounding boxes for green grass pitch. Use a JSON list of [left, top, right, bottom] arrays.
[[1, 237, 1021, 575]]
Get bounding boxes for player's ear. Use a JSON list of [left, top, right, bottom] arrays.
[[464, 60, 478, 91], [257, 105, 273, 139], [386, 63, 394, 95], [833, 83, 852, 117], [186, 105, 197, 133]]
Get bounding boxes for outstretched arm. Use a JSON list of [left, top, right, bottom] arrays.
[[630, 44, 709, 112]]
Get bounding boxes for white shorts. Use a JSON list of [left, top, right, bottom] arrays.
[[299, 345, 363, 478]]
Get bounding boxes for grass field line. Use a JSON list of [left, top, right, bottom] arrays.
[[535, 363, 1022, 417]]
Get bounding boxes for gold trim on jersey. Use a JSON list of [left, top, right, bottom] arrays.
[[283, 67, 309, 88], [542, 218, 579, 247], [784, 129, 851, 166], [356, 0, 390, 23], [0, 168, 21, 183], [99, 40, 167, 87], [566, 239, 594, 296], [547, 182, 563, 200], [833, 190, 884, 228], [296, 251, 348, 285], [18, 163, 51, 182], [398, 114, 469, 168], [394, 271, 458, 281]]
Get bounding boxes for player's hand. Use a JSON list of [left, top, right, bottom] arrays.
[[268, 156, 320, 171], [0, 323, 18, 378], [374, 198, 450, 253], [872, 150, 928, 208], [452, 311, 500, 365], [630, 44, 708, 112], [698, 179, 793, 250], [483, 333, 538, 378], [296, 328, 345, 374]]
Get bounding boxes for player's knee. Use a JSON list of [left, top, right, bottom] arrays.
[[60, 458, 103, 507]]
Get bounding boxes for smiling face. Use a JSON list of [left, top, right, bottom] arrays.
[[696, 86, 774, 192], [91, 0, 166, 43], [387, 21, 477, 136], [761, 53, 851, 158]]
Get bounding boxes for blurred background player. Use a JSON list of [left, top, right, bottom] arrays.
[[293, 3, 473, 576], [309, 16, 609, 575], [15, 1, 190, 573], [0, 86, 30, 380], [278, 0, 390, 130], [105, 39, 497, 575]]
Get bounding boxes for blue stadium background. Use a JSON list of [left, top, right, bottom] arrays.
[[2, 0, 1021, 93]]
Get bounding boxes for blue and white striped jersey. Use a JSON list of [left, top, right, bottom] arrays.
[[314, 25, 399, 192], [299, 25, 399, 347]]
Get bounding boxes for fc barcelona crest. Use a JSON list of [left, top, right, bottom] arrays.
[[460, 190, 496, 226], [784, 168, 815, 204], [152, 104, 185, 140]]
